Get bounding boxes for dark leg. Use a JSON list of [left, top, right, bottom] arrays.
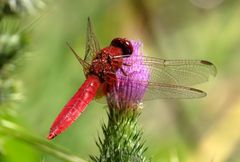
[[120, 68, 128, 76], [123, 62, 131, 66]]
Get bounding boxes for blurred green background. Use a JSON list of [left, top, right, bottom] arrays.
[[1, 0, 240, 161]]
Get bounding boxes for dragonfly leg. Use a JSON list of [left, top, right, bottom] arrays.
[[120, 67, 128, 76], [104, 73, 117, 91], [123, 62, 131, 66]]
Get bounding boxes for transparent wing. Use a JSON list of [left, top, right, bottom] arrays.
[[84, 18, 100, 64], [67, 42, 90, 75], [122, 56, 217, 86], [143, 82, 206, 99], [102, 56, 216, 100], [104, 73, 207, 100]]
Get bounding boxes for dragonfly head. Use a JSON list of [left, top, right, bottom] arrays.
[[110, 38, 133, 57]]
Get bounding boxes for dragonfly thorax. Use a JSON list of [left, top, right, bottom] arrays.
[[88, 46, 124, 82]]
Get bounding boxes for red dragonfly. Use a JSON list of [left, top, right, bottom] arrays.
[[48, 18, 216, 140]]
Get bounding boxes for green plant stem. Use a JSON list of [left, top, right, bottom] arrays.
[[92, 107, 149, 162], [0, 119, 86, 162]]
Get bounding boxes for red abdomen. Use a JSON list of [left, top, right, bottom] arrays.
[[48, 75, 101, 140]]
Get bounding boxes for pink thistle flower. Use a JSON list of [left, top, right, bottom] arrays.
[[107, 40, 150, 109]]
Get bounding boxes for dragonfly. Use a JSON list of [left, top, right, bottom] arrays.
[[48, 18, 216, 140]]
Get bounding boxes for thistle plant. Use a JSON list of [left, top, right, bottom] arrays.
[[91, 40, 150, 162], [0, 1, 88, 162], [0, 5, 29, 118], [0, 0, 44, 16], [0, 1, 32, 161]]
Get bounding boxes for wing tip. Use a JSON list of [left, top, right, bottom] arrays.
[[201, 60, 217, 77], [189, 87, 207, 98]]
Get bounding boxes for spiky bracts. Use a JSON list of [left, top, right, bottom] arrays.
[[91, 108, 149, 162]]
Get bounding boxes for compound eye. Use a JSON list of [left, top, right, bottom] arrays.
[[110, 38, 133, 56]]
